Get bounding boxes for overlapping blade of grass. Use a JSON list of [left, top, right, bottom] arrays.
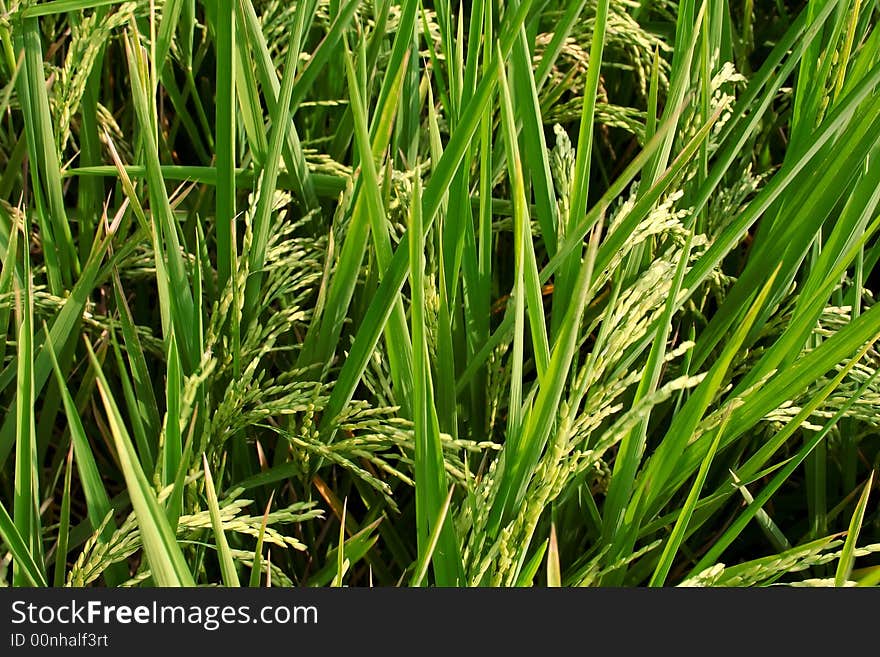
[[308, 519, 382, 587], [648, 408, 730, 587], [0, 212, 18, 366], [162, 332, 182, 489], [213, 0, 237, 300], [534, 0, 588, 91], [19, 0, 124, 17], [101, 132, 174, 350], [327, 0, 392, 160], [87, 340, 195, 587], [44, 329, 121, 583], [67, 17, 112, 220], [649, 301, 880, 529], [232, 25, 268, 169], [643, 0, 703, 188], [509, 24, 558, 257], [467, 0, 494, 437], [0, 498, 46, 586], [0, 215, 111, 465], [552, 0, 609, 340], [496, 48, 551, 427], [601, 221, 698, 552], [841, 14, 880, 97], [243, 8, 304, 323], [155, 0, 184, 69], [686, 356, 879, 579], [460, 0, 484, 105], [732, 474, 791, 556], [289, 0, 359, 116], [486, 213, 605, 541], [294, 15, 412, 361], [753, 158, 880, 384], [166, 408, 198, 529], [419, 4, 453, 122], [642, 330, 877, 546], [505, 39, 551, 376], [112, 271, 162, 457], [834, 471, 873, 587], [454, 91, 706, 399], [687, 56, 880, 371], [432, 8, 494, 438], [249, 493, 273, 587], [159, 71, 212, 164], [298, 44, 412, 406], [410, 487, 455, 587], [342, 37, 414, 414], [428, 90, 463, 437], [15, 16, 77, 292], [124, 25, 197, 373], [202, 454, 240, 587], [109, 328, 155, 476], [605, 268, 780, 582], [696, 104, 880, 382], [317, 0, 535, 435], [205, 0, 284, 169], [53, 444, 74, 587], [396, 3, 423, 167], [421, 0, 534, 231], [694, 1, 726, 233], [788, 0, 852, 158], [236, 0, 317, 209], [12, 229, 42, 587], [415, 18, 461, 438], [409, 177, 463, 586], [515, 538, 548, 587]]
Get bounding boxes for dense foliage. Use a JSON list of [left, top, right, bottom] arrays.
[[0, 0, 879, 587]]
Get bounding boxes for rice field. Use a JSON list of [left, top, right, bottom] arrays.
[[0, 0, 879, 587]]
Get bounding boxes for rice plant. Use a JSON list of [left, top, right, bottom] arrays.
[[0, 0, 878, 588]]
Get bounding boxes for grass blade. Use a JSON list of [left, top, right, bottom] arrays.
[[249, 492, 273, 588], [87, 340, 195, 587], [13, 220, 42, 587], [0, 499, 46, 586], [835, 472, 874, 587], [202, 453, 240, 587], [52, 443, 73, 587]]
